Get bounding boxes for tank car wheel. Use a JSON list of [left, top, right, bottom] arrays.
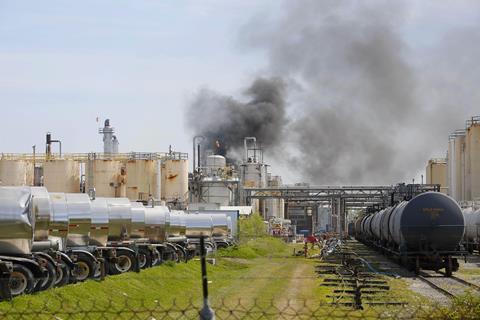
[[110, 251, 135, 275], [34, 258, 57, 292], [76, 255, 96, 281], [10, 264, 35, 296], [54, 263, 71, 287], [445, 257, 453, 277]]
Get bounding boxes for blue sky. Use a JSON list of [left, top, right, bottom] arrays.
[[0, 1, 276, 153]]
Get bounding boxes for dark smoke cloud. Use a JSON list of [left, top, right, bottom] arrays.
[[188, 1, 480, 184], [187, 77, 286, 159], [240, 1, 423, 184]]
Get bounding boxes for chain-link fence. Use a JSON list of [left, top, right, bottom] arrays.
[[0, 295, 475, 320]]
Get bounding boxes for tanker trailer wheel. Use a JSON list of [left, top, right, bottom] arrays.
[[138, 249, 152, 269], [163, 250, 177, 262], [54, 263, 71, 287], [109, 250, 135, 275], [34, 258, 57, 292], [151, 249, 162, 266], [175, 248, 186, 263], [76, 254, 96, 281], [9, 264, 35, 296]]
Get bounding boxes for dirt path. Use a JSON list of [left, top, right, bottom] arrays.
[[211, 256, 319, 303]]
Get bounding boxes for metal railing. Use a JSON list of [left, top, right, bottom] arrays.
[[0, 152, 188, 162]]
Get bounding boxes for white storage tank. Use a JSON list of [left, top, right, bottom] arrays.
[[0, 160, 34, 186], [200, 178, 233, 206], [86, 160, 123, 197], [163, 159, 188, 203], [265, 175, 284, 219], [206, 155, 226, 176], [126, 159, 156, 201], [43, 160, 80, 193], [241, 163, 267, 188], [448, 132, 466, 201], [241, 162, 267, 215]]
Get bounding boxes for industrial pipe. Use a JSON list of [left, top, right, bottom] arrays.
[[193, 135, 205, 173]]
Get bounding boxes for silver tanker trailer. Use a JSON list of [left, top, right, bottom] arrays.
[[0, 186, 234, 297]]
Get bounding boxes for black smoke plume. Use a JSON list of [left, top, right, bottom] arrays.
[[187, 77, 286, 160]]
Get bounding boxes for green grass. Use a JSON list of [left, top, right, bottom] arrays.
[[216, 237, 290, 259]]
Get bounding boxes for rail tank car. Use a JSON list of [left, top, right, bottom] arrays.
[[463, 208, 480, 253], [356, 192, 465, 276]]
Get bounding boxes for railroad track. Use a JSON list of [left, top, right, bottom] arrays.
[[437, 271, 480, 291], [417, 273, 456, 298], [417, 271, 480, 298]]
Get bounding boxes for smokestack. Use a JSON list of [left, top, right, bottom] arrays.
[[99, 119, 119, 154]]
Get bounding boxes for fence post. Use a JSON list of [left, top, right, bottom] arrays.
[[199, 236, 215, 320]]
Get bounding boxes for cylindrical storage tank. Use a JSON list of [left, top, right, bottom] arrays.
[[206, 155, 226, 176], [130, 202, 146, 239], [463, 208, 480, 242], [241, 163, 265, 188], [454, 134, 466, 201], [0, 187, 33, 254], [202, 180, 232, 206], [448, 138, 455, 199], [31, 187, 52, 241], [42, 160, 80, 193], [126, 160, 156, 201], [210, 214, 229, 238], [163, 159, 188, 203], [104, 198, 132, 242], [388, 192, 464, 251], [169, 211, 186, 238], [467, 122, 480, 201], [265, 198, 285, 219], [184, 214, 213, 238], [89, 198, 110, 246], [144, 206, 170, 243], [0, 160, 34, 186], [64, 193, 92, 247], [86, 160, 123, 198]]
